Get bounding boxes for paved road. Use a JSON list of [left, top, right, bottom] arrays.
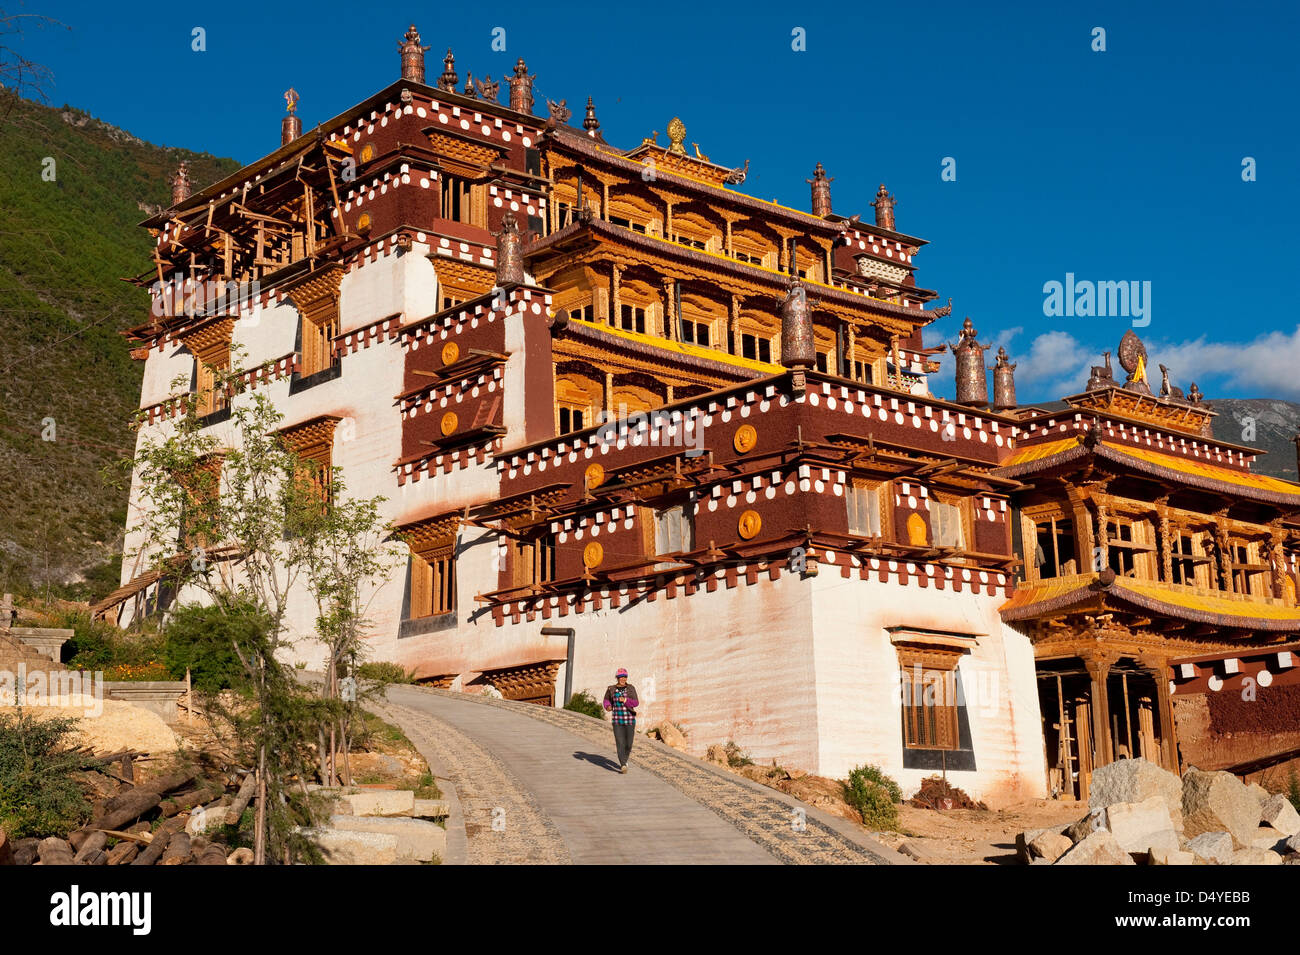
[[378, 685, 908, 865]]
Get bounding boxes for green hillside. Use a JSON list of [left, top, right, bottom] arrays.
[[0, 96, 239, 598]]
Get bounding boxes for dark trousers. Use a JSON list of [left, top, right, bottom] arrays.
[[613, 722, 635, 766]]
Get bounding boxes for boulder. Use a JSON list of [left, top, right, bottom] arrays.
[[1148, 847, 1196, 866], [1283, 832, 1300, 856], [1260, 793, 1300, 836], [1065, 808, 1108, 844], [705, 744, 729, 766], [13, 839, 38, 866], [653, 721, 687, 750], [1247, 782, 1270, 809], [226, 847, 254, 865], [1229, 847, 1282, 865], [330, 814, 445, 863], [307, 828, 400, 865], [1105, 796, 1180, 857], [1181, 769, 1261, 847], [1185, 831, 1235, 864], [0, 829, 11, 866], [1027, 830, 1073, 863], [338, 789, 415, 818], [1088, 758, 1183, 829], [1252, 826, 1287, 851], [1055, 830, 1135, 865]]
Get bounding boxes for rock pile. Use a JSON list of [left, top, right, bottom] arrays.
[[1017, 759, 1300, 865]]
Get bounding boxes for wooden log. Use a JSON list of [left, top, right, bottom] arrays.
[[72, 831, 108, 864], [131, 821, 181, 866], [106, 842, 139, 865], [159, 832, 191, 866], [160, 785, 223, 818], [195, 843, 227, 866], [13, 839, 38, 866], [92, 789, 162, 830], [78, 849, 109, 866], [68, 828, 91, 852], [99, 829, 153, 845], [37, 837, 75, 865], [140, 772, 196, 795], [225, 774, 256, 825]]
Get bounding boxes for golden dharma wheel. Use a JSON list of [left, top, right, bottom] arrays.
[[440, 411, 458, 436], [359, 143, 375, 164], [584, 463, 605, 489], [733, 424, 758, 454], [737, 509, 762, 540], [583, 541, 604, 568], [442, 341, 460, 366], [357, 212, 372, 233]]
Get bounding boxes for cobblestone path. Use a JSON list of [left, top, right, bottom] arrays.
[[380, 685, 907, 865]]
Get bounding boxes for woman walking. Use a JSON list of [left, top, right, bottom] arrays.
[[602, 668, 639, 773]]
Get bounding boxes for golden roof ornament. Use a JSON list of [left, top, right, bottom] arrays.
[[284, 88, 298, 114], [666, 117, 687, 155]]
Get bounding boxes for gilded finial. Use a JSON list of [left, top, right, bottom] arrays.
[[666, 117, 687, 155], [284, 88, 298, 114]]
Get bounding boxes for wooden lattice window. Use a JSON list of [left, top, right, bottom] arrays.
[[898, 649, 962, 751], [846, 479, 884, 538], [1105, 516, 1154, 579], [410, 552, 456, 618], [440, 175, 486, 227], [513, 535, 556, 589], [654, 504, 694, 558], [929, 496, 968, 549], [1033, 515, 1077, 579]]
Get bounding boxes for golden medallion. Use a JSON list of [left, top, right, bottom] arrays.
[[440, 411, 458, 436], [442, 341, 460, 366], [584, 462, 605, 489], [738, 509, 761, 540], [733, 424, 757, 454], [583, 541, 604, 568]]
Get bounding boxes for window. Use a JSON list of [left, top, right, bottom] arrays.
[[619, 304, 647, 334], [680, 320, 710, 347], [815, 352, 828, 374], [410, 553, 456, 618], [558, 407, 585, 434], [654, 504, 694, 558], [193, 351, 230, 418], [1230, 539, 1267, 596], [567, 303, 594, 323], [1170, 532, 1198, 585], [300, 310, 339, 378], [441, 294, 464, 311], [741, 333, 772, 364], [1033, 516, 1076, 579], [931, 499, 966, 549], [441, 175, 475, 224], [900, 662, 960, 751], [609, 215, 648, 235], [1104, 517, 1152, 578], [514, 536, 556, 588], [673, 233, 707, 250], [846, 481, 882, 538]]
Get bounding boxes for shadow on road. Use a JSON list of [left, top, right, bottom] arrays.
[[573, 751, 621, 772]]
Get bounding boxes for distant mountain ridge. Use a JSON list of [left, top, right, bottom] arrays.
[[0, 96, 238, 596], [1207, 399, 1300, 481]]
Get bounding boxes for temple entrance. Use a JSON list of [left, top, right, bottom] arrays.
[[1037, 657, 1172, 800]]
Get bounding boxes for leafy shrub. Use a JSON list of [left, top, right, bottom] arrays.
[[356, 662, 412, 684], [163, 599, 270, 693], [843, 764, 902, 830], [1287, 770, 1300, 815], [563, 689, 604, 719], [57, 610, 162, 671], [0, 709, 96, 837]]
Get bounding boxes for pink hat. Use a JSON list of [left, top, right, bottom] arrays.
[[615, 668, 628, 678]]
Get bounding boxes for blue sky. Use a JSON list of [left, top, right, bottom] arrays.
[[18, 0, 1300, 403]]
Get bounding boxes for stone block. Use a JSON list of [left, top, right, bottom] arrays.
[[1055, 830, 1135, 865], [1229, 847, 1282, 865], [1185, 830, 1234, 864], [338, 789, 415, 817], [1105, 795, 1180, 856], [1260, 793, 1300, 836], [330, 814, 444, 862], [1148, 847, 1196, 865], [306, 828, 399, 865], [1088, 758, 1184, 830], [1181, 769, 1261, 848], [412, 799, 449, 819]]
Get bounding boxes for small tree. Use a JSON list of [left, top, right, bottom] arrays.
[[127, 353, 391, 862]]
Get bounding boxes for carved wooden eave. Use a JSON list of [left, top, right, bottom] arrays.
[[423, 126, 505, 176], [277, 415, 342, 455], [282, 262, 344, 324], [1065, 386, 1215, 436], [176, 315, 235, 362], [429, 257, 496, 300], [393, 509, 464, 554]]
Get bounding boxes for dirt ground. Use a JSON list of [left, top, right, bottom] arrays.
[[870, 798, 1086, 864]]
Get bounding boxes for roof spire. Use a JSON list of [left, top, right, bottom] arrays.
[[807, 162, 833, 218], [398, 24, 430, 84], [871, 183, 896, 231], [438, 48, 458, 92], [583, 96, 600, 135], [171, 161, 191, 205], [281, 88, 301, 146], [508, 57, 535, 114], [992, 346, 1017, 411]]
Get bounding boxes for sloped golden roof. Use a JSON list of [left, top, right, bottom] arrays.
[[1000, 572, 1300, 632]]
